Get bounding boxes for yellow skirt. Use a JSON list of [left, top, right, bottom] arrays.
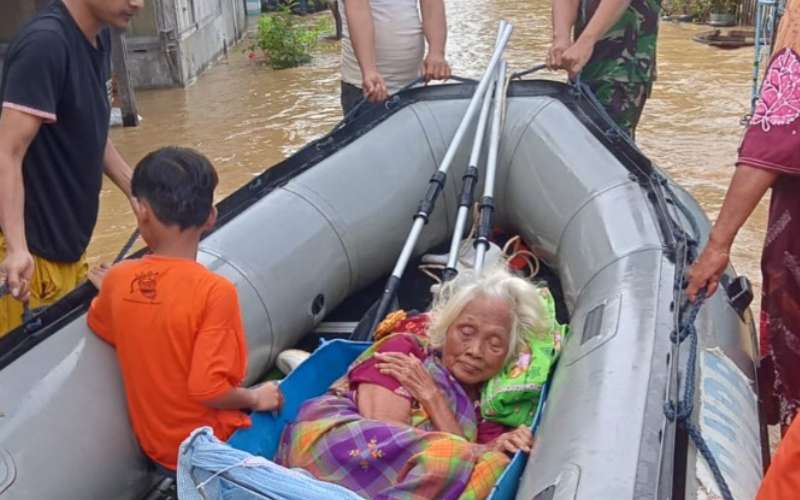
[[0, 235, 87, 336]]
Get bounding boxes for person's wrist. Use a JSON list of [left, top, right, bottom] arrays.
[[360, 62, 379, 77], [552, 32, 570, 45], [577, 32, 599, 47], [419, 386, 442, 407], [247, 388, 260, 409], [707, 231, 734, 253], [5, 242, 29, 256]]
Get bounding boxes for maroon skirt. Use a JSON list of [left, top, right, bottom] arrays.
[[738, 48, 800, 431]]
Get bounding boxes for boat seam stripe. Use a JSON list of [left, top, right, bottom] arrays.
[[281, 185, 355, 292]]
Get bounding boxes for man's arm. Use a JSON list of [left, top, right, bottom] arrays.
[[548, 0, 580, 68], [103, 138, 132, 200], [420, 0, 451, 82], [0, 108, 42, 300], [203, 382, 283, 412], [560, 0, 631, 77], [686, 165, 778, 301], [343, 0, 388, 102], [552, 0, 580, 42]]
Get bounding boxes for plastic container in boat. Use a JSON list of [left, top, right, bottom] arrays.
[[227, 339, 547, 500]]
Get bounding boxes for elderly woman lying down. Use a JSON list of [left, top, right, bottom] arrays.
[[275, 267, 553, 499]]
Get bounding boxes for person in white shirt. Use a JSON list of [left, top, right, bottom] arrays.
[[338, 0, 451, 115]]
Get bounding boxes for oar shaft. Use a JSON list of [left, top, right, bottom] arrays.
[[389, 218, 426, 279], [433, 24, 512, 180], [367, 22, 513, 335], [474, 60, 508, 276], [443, 68, 499, 280], [114, 229, 140, 264], [388, 22, 511, 283], [483, 60, 507, 201]]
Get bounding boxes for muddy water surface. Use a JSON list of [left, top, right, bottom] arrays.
[[99, 1, 765, 310]]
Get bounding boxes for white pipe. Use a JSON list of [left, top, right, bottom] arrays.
[[433, 23, 512, 180], [444, 68, 498, 273], [389, 22, 513, 280], [474, 59, 508, 276]]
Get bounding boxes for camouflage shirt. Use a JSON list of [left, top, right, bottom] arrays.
[[576, 0, 662, 83]]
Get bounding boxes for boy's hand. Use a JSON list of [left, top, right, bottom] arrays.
[[252, 382, 283, 412], [88, 263, 111, 290]]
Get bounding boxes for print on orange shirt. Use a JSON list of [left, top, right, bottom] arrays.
[[129, 270, 160, 301]]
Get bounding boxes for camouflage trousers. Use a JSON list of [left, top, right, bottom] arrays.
[[586, 79, 653, 139]]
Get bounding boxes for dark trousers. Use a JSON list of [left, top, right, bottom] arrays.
[[340, 81, 385, 119]]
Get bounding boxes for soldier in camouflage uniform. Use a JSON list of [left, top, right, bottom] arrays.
[[548, 0, 661, 138]]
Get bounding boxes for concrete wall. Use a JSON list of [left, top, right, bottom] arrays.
[[127, 0, 247, 88], [0, 0, 49, 43], [0, 0, 247, 89]]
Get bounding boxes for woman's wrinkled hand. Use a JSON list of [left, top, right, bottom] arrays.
[[375, 352, 438, 404], [422, 53, 451, 82], [686, 240, 731, 302], [490, 426, 533, 455]]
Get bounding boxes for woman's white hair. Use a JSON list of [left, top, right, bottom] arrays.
[[426, 264, 550, 363]]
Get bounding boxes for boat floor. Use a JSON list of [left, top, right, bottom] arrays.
[[298, 239, 569, 351], [144, 235, 569, 500]]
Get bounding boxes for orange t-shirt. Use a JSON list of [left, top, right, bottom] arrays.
[[758, 413, 800, 500], [88, 255, 251, 470]]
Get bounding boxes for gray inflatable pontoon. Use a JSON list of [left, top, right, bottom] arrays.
[[0, 80, 767, 499]]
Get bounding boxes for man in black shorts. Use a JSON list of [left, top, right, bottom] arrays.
[[0, 0, 143, 334]]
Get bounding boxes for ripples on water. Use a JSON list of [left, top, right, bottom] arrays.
[[101, 0, 767, 309]]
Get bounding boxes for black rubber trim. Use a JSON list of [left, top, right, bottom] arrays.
[[0, 79, 679, 371]]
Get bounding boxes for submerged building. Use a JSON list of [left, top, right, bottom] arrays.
[[0, 0, 248, 88]]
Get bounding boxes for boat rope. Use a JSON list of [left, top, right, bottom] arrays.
[[0, 282, 43, 327], [663, 291, 735, 500], [510, 63, 547, 80], [332, 75, 478, 133], [572, 76, 736, 500], [572, 75, 632, 145], [114, 228, 140, 264]]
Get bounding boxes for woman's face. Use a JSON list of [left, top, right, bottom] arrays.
[[441, 294, 512, 386]]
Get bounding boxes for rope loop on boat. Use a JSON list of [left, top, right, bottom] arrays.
[[572, 75, 637, 146], [663, 290, 735, 500], [572, 70, 736, 500], [114, 229, 140, 264], [510, 63, 547, 80]]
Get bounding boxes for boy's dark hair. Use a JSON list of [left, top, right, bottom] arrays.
[[132, 147, 219, 230]]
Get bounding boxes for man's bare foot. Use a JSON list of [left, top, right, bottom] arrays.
[[88, 263, 111, 290]]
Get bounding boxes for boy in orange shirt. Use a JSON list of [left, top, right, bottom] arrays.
[[88, 146, 282, 475], [757, 413, 800, 499]]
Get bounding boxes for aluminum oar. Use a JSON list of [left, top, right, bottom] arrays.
[[351, 21, 514, 341], [474, 59, 508, 276], [441, 67, 499, 282]]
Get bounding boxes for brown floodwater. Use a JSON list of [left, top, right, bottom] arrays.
[[98, 0, 767, 310]]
